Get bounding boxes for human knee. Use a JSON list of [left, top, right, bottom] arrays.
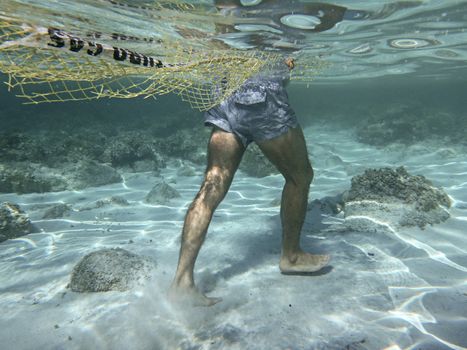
[[299, 165, 313, 188], [199, 167, 230, 204], [286, 163, 313, 188], [206, 167, 230, 188]]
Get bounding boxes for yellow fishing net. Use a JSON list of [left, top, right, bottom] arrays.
[[0, 2, 326, 110]]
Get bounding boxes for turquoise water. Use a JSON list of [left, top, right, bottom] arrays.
[[1, 1, 467, 350]]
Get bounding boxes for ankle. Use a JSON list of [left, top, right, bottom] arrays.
[[281, 250, 301, 263], [172, 274, 194, 289]]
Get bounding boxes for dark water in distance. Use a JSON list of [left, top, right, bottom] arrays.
[[2, 73, 466, 142]]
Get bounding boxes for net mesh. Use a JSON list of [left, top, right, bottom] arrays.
[[0, 6, 326, 110]]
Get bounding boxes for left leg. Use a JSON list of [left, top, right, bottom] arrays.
[[170, 127, 245, 305]]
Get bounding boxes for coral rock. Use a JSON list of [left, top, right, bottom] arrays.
[[343, 167, 451, 229], [145, 181, 181, 205], [69, 248, 155, 292], [0, 202, 34, 242]]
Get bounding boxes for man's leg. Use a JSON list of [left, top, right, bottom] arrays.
[[256, 127, 330, 273], [170, 127, 245, 305]]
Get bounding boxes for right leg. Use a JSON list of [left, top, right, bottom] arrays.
[[256, 127, 330, 273], [170, 127, 244, 306]]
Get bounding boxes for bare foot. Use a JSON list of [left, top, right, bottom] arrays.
[[168, 285, 222, 307], [279, 251, 330, 274]]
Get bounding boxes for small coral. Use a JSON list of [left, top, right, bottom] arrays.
[[145, 181, 181, 205], [0, 202, 34, 242], [102, 131, 166, 170]]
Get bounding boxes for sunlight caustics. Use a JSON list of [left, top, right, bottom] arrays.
[[345, 208, 467, 273], [390, 229, 467, 273], [387, 286, 467, 350]]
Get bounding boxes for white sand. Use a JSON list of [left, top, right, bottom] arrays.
[[1, 124, 466, 350]]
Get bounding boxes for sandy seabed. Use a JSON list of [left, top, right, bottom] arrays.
[[1, 124, 466, 350]]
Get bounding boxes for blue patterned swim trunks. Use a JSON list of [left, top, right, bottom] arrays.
[[205, 75, 298, 147]]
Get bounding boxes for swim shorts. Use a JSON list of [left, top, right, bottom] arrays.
[[205, 76, 298, 147]]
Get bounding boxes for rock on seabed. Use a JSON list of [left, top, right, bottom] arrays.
[[0, 202, 34, 243], [342, 167, 451, 230], [145, 181, 181, 205], [69, 248, 155, 292]]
